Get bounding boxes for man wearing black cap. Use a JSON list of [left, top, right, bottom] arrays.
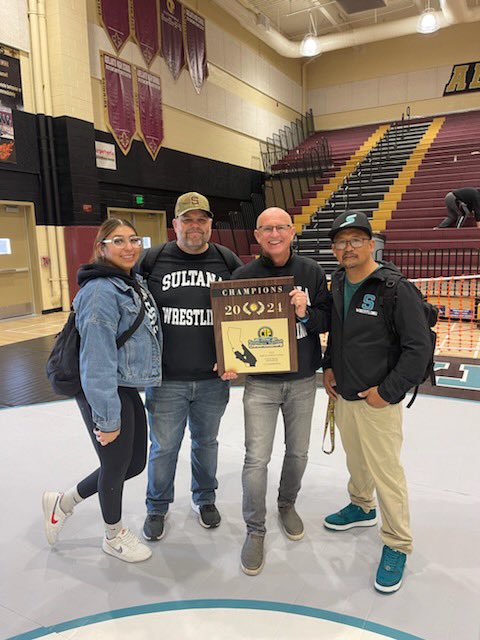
[[322, 210, 431, 593], [139, 192, 242, 542]]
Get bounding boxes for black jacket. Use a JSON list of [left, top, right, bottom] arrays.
[[323, 262, 431, 404], [453, 188, 480, 216], [233, 252, 330, 381]]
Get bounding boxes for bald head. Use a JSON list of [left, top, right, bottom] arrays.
[[256, 207, 293, 229], [254, 207, 296, 266]]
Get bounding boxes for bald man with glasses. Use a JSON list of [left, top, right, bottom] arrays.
[[231, 207, 330, 576]]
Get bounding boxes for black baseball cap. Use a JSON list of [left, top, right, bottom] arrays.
[[329, 210, 373, 241]]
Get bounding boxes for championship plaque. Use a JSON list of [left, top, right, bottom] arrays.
[[210, 276, 298, 376]]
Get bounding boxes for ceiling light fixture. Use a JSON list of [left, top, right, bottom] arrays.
[[300, 11, 321, 58], [300, 11, 321, 57], [300, 34, 321, 56], [417, 1, 440, 34]]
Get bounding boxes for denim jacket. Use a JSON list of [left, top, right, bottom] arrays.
[[73, 275, 162, 432]]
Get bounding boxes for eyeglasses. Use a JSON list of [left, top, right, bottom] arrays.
[[257, 224, 293, 234], [332, 237, 370, 250], [102, 236, 143, 248]]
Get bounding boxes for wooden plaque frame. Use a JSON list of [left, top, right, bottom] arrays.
[[210, 276, 299, 376]]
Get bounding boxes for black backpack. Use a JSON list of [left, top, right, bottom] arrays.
[[139, 242, 240, 278], [380, 275, 438, 408], [46, 303, 145, 397]]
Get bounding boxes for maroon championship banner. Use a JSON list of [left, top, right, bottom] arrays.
[[136, 68, 164, 160], [159, 0, 184, 81], [102, 54, 136, 155], [183, 7, 208, 94], [131, 0, 159, 67], [97, 0, 130, 53]]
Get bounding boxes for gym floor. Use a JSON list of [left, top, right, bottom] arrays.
[[0, 314, 479, 640]]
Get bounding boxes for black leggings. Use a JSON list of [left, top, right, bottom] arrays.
[[75, 387, 147, 524]]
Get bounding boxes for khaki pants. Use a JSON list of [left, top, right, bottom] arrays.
[[335, 395, 413, 554]]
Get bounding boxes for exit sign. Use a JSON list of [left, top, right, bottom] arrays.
[[133, 194, 145, 207]]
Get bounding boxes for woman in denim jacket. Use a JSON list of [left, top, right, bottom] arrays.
[[42, 218, 162, 563]]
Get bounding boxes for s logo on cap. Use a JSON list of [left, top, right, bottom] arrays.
[[340, 214, 357, 228]]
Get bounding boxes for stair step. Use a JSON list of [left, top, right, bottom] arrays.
[[385, 228, 480, 240], [385, 239, 480, 250], [390, 209, 443, 219]]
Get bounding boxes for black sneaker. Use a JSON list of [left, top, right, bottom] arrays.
[[143, 514, 166, 541], [191, 501, 221, 528]]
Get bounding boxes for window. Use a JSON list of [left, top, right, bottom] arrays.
[[0, 239, 12, 255]]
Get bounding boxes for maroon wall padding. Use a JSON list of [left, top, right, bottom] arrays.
[[217, 228, 236, 252], [64, 226, 99, 301], [211, 229, 220, 244], [240, 255, 256, 264], [167, 227, 176, 241], [232, 229, 250, 256]]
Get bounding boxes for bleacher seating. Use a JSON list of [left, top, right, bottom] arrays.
[[166, 111, 480, 275], [385, 111, 480, 241], [382, 111, 480, 275], [269, 110, 480, 278], [295, 120, 432, 274]]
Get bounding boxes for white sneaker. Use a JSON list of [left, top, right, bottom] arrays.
[[42, 491, 72, 545], [102, 528, 152, 563]]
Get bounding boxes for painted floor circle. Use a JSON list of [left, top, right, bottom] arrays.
[[9, 600, 424, 640]]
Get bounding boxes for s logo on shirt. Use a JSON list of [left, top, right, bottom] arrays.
[[361, 294, 376, 311]]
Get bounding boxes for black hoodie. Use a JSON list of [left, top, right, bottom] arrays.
[[323, 261, 431, 404], [77, 262, 138, 289], [233, 251, 330, 381]]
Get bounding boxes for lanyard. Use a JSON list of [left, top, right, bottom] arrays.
[[322, 397, 335, 454]]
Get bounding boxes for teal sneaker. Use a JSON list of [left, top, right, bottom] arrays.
[[374, 545, 407, 593], [324, 503, 377, 531]]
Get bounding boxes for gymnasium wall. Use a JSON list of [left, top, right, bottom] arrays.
[[86, 0, 303, 170], [307, 21, 480, 130]]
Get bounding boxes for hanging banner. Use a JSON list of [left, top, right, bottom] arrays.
[[102, 53, 136, 155], [0, 106, 16, 163], [159, 0, 184, 81], [136, 68, 163, 160], [131, 0, 159, 67], [0, 53, 23, 110], [183, 7, 208, 94], [98, 0, 130, 53]]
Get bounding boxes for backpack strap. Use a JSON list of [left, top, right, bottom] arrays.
[[379, 276, 401, 339], [116, 282, 146, 348], [139, 243, 166, 280], [405, 387, 418, 409]]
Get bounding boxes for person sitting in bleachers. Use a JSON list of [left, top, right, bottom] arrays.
[[435, 188, 480, 229]]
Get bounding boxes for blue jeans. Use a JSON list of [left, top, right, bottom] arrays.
[[145, 378, 230, 515], [242, 375, 317, 535]]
